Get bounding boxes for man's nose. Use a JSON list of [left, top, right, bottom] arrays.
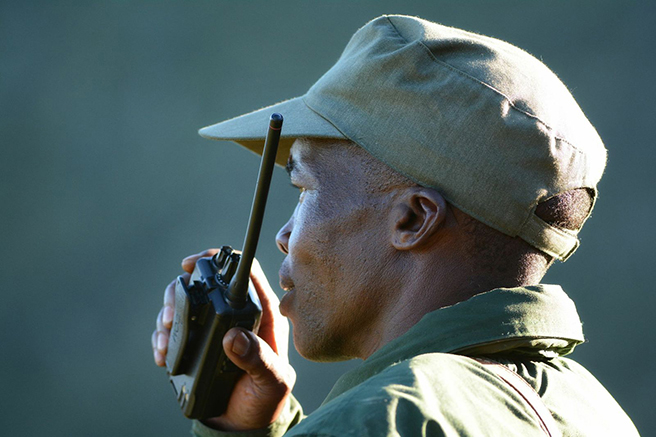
[[276, 218, 292, 255]]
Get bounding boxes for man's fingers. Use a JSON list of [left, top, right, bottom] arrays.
[[152, 327, 168, 367], [156, 253, 212, 368], [153, 308, 170, 367], [154, 275, 184, 367], [223, 328, 295, 392], [157, 330, 168, 353], [156, 307, 165, 332], [250, 258, 281, 311], [163, 279, 176, 307], [162, 273, 188, 329], [154, 348, 165, 367], [249, 259, 289, 359], [153, 328, 169, 367], [181, 249, 220, 273], [153, 252, 217, 369], [201, 328, 295, 431], [162, 306, 174, 328]]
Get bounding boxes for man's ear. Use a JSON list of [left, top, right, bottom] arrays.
[[391, 187, 448, 250]]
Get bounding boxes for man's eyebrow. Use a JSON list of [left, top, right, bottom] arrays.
[[285, 156, 295, 177]]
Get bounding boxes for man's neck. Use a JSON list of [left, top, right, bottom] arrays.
[[359, 250, 546, 359]]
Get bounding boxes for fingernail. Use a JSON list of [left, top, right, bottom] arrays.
[[232, 331, 250, 357]]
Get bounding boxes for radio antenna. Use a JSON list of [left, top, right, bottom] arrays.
[[227, 113, 283, 308]]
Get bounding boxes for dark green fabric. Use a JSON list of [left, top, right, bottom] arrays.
[[192, 285, 639, 436]]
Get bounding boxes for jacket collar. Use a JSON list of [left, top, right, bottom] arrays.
[[324, 284, 584, 404]]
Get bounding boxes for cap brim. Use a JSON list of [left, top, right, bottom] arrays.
[[198, 96, 346, 166]]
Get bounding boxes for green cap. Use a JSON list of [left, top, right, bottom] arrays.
[[199, 15, 606, 261]]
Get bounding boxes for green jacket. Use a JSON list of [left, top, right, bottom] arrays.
[[192, 285, 639, 436]]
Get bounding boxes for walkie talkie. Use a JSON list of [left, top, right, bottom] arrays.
[[166, 113, 283, 419]]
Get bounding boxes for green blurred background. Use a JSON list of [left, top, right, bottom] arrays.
[[1, 1, 653, 435]]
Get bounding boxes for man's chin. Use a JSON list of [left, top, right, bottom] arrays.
[[291, 329, 358, 363]]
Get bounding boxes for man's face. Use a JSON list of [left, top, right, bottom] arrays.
[[276, 138, 398, 361]]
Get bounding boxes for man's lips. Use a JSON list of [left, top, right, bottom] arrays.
[[278, 280, 295, 317], [278, 266, 295, 316]]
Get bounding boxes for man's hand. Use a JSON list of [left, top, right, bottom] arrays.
[[152, 249, 296, 431]]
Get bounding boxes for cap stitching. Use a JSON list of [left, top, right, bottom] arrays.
[[384, 16, 585, 156]]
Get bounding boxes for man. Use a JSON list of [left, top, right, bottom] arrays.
[[152, 15, 639, 436]]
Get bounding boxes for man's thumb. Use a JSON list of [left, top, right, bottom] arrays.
[[222, 328, 294, 389]]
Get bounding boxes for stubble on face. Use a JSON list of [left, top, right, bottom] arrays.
[[278, 139, 412, 361]]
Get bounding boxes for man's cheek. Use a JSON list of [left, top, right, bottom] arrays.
[[287, 217, 312, 264], [290, 206, 317, 246]]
